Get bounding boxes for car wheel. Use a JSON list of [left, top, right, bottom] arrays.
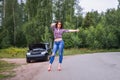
[[26, 58, 31, 63]]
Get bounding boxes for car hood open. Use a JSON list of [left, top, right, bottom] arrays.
[[29, 43, 46, 50]]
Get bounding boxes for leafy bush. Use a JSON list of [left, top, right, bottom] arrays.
[[84, 24, 118, 49], [16, 30, 27, 47], [0, 30, 11, 49], [0, 47, 27, 58]]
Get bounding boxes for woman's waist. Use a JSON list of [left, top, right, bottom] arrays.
[[54, 38, 63, 42]]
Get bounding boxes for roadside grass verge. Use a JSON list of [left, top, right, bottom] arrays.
[[0, 60, 17, 79], [64, 48, 120, 56], [0, 47, 120, 58], [0, 47, 27, 58]]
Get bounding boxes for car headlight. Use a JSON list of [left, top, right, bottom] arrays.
[[27, 52, 31, 55], [41, 51, 47, 55]]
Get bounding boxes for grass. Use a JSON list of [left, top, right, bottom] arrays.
[[0, 60, 17, 79], [0, 47, 120, 58], [0, 47, 27, 58], [64, 48, 120, 56]]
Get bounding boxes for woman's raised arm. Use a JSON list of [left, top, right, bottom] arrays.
[[51, 23, 56, 28], [68, 29, 79, 32]]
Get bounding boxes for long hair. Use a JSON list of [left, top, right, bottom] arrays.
[[55, 20, 63, 29]]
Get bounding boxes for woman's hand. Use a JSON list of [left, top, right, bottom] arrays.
[[51, 23, 56, 27], [76, 29, 79, 32]]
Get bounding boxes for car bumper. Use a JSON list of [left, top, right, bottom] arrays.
[[26, 54, 48, 60]]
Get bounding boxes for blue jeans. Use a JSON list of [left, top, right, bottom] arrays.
[[50, 40, 64, 64]]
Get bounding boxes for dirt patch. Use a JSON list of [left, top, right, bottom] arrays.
[[1, 58, 26, 65], [0, 58, 48, 80]]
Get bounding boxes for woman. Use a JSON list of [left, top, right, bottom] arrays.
[[48, 21, 79, 71]]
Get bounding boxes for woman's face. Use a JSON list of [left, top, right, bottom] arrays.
[[57, 22, 62, 29]]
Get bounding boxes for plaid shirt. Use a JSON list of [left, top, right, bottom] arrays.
[[51, 26, 69, 39]]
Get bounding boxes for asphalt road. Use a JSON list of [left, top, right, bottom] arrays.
[[33, 52, 120, 80]]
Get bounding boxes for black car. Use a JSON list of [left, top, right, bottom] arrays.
[[26, 43, 51, 63]]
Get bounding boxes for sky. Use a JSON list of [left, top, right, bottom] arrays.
[[18, 0, 119, 13], [79, 0, 119, 13]]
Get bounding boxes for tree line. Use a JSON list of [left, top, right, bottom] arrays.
[[0, 0, 120, 49]]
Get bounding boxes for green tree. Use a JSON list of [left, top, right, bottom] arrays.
[[2, 0, 22, 47], [42, 26, 52, 43], [0, 29, 11, 48], [85, 24, 118, 49], [105, 9, 118, 26], [53, 0, 79, 23], [25, 0, 38, 20], [118, 0, 120, 9], [24, 0, 52, 45], [82, 12, 95, 28]]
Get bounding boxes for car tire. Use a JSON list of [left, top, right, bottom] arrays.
[[26, 58, 31, 63]]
